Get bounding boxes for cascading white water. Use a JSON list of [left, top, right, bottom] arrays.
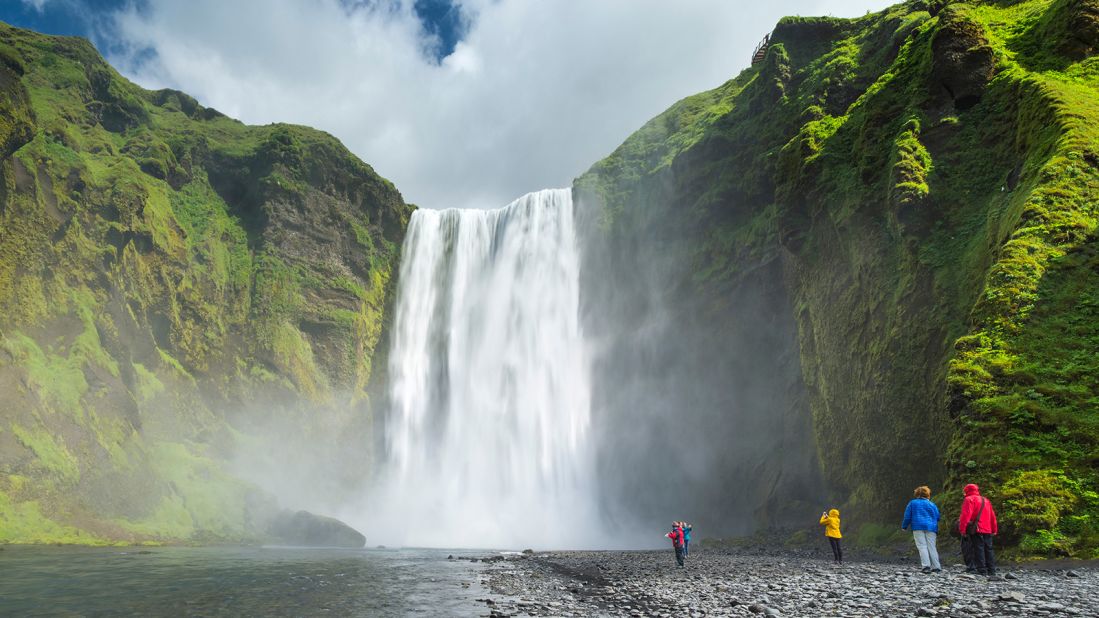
[[370, 188, 600, 549]]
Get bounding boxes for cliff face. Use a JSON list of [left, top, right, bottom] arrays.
[[3, 1, 1097, 556], [0, 23, 410, 543], [577, 0, 1099, 557]]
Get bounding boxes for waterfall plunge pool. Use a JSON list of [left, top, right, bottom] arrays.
[[0, 545, 499, 616]]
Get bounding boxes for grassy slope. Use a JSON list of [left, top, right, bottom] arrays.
[[0, 24, 410, 543], [945, 0, 1099, 556], [577, 0, 1099, 557]]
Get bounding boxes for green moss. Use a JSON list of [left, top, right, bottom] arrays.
[[1, 332, 88, 413], [113, 441, 257, 541], [267, 321, 327, 399], [1002, 469, 1079, 531], [156, 349, 193, 381], [851, 522, 909, 552], [576, 0, 1099, 558], [890, 118, 932, 206], [0, 40, 25, 74], [0, 20, 409, 545], [350, 219, 375, 252], [132, 362, 165, 402], [784, 528, 811, 547], [0, 489, 107, 544], [12, 424, 80, 484]]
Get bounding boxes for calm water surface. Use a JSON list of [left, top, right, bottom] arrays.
[[0, 545, 496, 616]]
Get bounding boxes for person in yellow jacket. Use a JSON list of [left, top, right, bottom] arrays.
[[820, 508, 842, 563]]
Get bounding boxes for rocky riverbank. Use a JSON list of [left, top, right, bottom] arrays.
[[477, 547, 1098, 617]]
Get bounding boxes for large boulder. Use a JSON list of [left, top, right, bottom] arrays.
[[930, 7, 995, 110], [268, 510, 367, 548], [1061, 0, 1099, 60]]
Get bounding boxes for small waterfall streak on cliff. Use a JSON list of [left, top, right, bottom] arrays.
[[377, 188, 597, 549]]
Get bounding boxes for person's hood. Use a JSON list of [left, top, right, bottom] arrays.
[[828, 509, 840, 518], [964, 483, 980, 496]]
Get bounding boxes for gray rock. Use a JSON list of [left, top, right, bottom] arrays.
[[479, 548, 1099, 618], [266, 509, 366, 548]]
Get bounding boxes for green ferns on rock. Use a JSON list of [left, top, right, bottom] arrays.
[[0, 23, 411, 544], [890, 118, 932, 207], [577, 0, 1099, 557]]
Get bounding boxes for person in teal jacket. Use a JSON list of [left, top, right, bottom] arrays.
[[901, 485, 942, 573], [681, 522, 693, 556]]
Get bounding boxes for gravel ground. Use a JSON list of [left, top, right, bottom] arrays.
[[474, 546, 1098, 617]]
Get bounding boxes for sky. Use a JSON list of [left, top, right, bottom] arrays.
[[1, 0, 897, 209]]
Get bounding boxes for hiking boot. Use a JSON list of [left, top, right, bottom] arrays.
[[921, 567, 932, 574], [932, 568, 942, 573]]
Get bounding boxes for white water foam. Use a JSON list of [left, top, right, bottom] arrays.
[[366, 189, 600, 549]]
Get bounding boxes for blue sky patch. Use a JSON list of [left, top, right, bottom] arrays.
[[0, 0, 130, 39], [1, 0, 467, 63], [413, 0, 465, 61]]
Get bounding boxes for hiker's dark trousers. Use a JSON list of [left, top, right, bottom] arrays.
[[828, 537, 842, 562], [971, 533, 995, 574], [674, 546, 685, 567]]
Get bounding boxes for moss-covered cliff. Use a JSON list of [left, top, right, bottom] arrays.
[[577, 0, 1099, 557], [0, 23, 411, 544]]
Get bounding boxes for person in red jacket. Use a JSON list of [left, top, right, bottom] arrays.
[[958, 483, 998, 576], [666, 522, 685, 567]]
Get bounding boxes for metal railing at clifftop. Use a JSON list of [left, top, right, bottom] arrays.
[[751, 33, 771, 66]]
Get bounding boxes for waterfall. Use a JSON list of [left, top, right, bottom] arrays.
[[371, 189, 599, 549]]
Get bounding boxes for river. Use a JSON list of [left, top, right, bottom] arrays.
[[0, 545, 494, 616]]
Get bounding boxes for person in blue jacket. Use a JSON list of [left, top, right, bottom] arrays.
[[901, 485, 942, 573], [681, 522, 693, 557]]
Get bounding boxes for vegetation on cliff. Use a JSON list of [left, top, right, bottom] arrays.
[[577, 0, 1099, 557], [0, 22, 411, 543]]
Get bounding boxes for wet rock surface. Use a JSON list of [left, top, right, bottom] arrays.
[[266, 510, 366, 548], [930, 6, 995, 110], [479, 548, 1099, 617]]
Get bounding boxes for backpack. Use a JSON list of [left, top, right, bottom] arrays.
[[965, 497, 986, 536]]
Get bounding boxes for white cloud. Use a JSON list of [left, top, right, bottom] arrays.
[[105, 0, 896, 209]]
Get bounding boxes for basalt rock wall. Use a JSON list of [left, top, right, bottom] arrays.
[[0, 23, 411, 543], [576, 0, 1099, 557]]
